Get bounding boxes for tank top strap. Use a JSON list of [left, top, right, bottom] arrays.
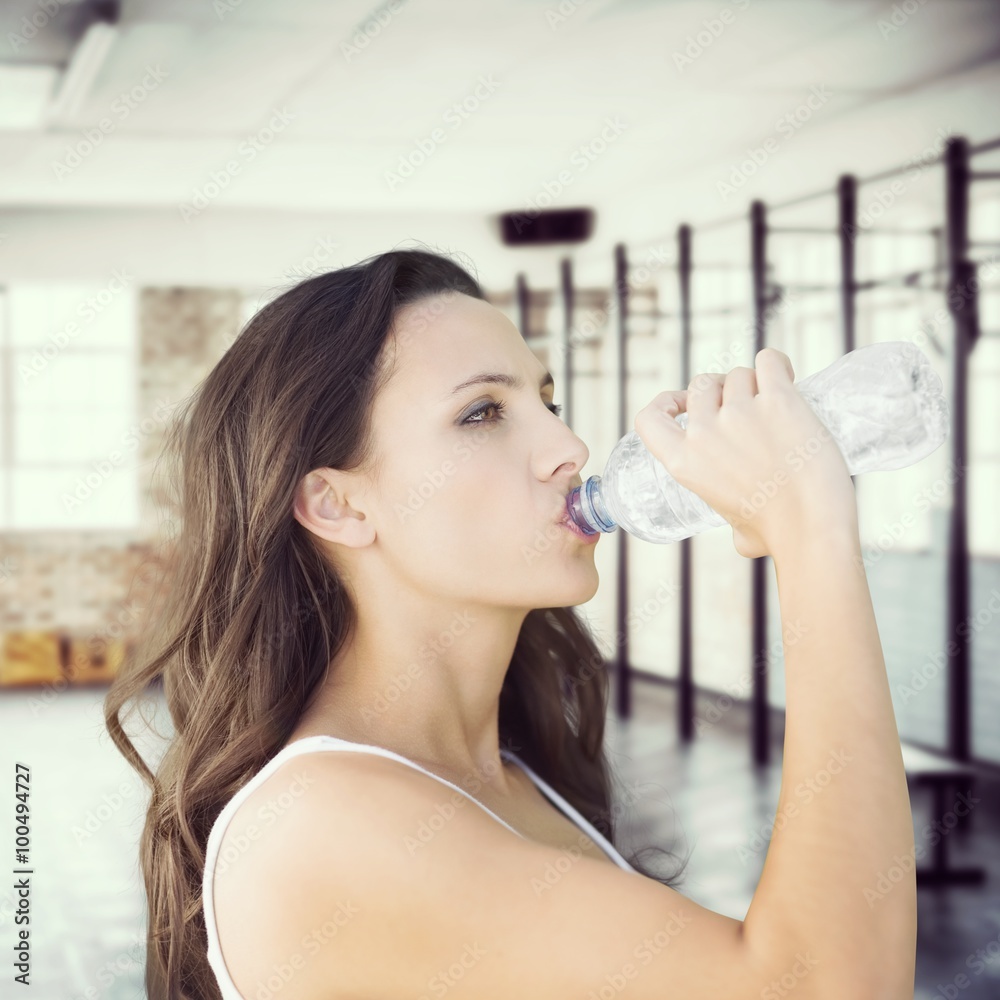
[[296, 735, 527, 839], [499, 749, 633, 871], [312, 736, 632, 870]]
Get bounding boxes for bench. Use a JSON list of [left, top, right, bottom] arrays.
[[900, 741, 985, 886]]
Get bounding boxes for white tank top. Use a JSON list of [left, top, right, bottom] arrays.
[[202, 734, 633, 1000]]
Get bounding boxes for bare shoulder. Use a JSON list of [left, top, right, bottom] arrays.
[[213, 749, 787, 1000]]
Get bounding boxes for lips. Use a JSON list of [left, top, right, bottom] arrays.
[[557, 498, 573, 526], [556, 485, 582, 526]]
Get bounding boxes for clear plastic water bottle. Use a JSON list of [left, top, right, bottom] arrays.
[[564, 340, 950, 544]]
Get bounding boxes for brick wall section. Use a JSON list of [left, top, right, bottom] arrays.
[[0, 287, 242, 643]]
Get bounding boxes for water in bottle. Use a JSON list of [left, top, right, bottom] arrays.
[[564, 340, 950, 544]]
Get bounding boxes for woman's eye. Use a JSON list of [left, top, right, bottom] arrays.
[[463, 400, 506, 425], [461, 399, 563, 425]]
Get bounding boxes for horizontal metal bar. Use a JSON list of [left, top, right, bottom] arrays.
[[769, 227, 836, 235], [855, 227, 940, 236], [696, 211, 746, 234], [852, 263, 949, 292], [560, 337, 603, 348], [682, 304, 749, 317], [971, 172, 1000, 180], [970, 136, 1000, 154], [769, 282, 838, 293]]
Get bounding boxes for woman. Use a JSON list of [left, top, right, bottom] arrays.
[[105, 247, 916, 1000]]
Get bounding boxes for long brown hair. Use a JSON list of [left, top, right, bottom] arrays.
[[104, 246, 690, 1000]]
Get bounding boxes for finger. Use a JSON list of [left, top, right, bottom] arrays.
[[721, 366, 757, 406], [754, 348, 794, 392], [637, 389, 687, 425], [686, 371, 725, 423], [634, 391, 688, 465]]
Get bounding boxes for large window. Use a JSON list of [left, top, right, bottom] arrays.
[[0, 282, 138, 531]]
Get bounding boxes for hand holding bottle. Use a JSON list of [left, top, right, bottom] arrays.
[[632, 348, 859, 560]]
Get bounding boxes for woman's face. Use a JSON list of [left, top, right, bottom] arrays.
[[357, 290, 600, 611]]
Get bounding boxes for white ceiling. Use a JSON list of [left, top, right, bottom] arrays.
[[0, 0, 998, 284]]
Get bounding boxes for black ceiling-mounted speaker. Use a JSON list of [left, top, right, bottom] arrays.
[[497, 207, 595, 246]]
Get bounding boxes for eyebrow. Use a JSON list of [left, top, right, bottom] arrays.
[[448, 370, 554, 396]]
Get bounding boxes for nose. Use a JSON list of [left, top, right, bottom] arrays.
[[537, 414, 589, 485]]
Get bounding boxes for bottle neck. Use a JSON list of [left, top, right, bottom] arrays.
[[567, 476, 617, 534]]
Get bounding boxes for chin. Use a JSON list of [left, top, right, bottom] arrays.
[[549, 561, 601, 606]]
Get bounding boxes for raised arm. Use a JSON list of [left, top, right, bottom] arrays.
[[631, 347, 917, 997], [743, 521, 917, 998]]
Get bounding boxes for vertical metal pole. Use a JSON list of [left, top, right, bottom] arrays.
[[516, 273, 529, 339], [750, 200, 770, 767], [560, 258, 575, 431], [839, 175, 859, 493], [838, 174, 857, 356], [613, 243, 632, 719], [944, 136, 975, 763], [677, 225, 695, 742]]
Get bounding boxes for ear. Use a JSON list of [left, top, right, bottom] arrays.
[[292, 468, 376, 547]]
